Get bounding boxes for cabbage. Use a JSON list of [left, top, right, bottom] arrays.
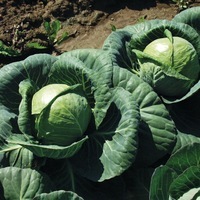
[[103, 17, 200, 101], [32, 84, 92, 146], [135, 35, 200, 97], [143, 37, 199, 80]]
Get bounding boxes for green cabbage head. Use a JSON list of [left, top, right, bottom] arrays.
[[32, 84, 92, 146], [134, 34, 200, 97]]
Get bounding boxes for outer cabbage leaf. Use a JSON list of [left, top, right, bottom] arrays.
[[149, 165, 176, 200], [150, 166, 200, 200], [166, 143, 200, 175], [18, 79, 38, 135], [0, 54, 57, 113], [173, 6, 200, 35], [6, 134, 88, 159], [172, 131, 200, 154], [0, 105, 17, 145], [0, 167, 55, 200], [70, 87, 140, 182], [0, 147, 45, 169], [58, 49, 113, 88], [149, 143, 200, 200], [0, 106, 39, 168], [33, 190, 84, 200], [161, 143, 200, 199], [103, 30, 133, 70], [56, 49, 113, 127], [169, 166, 200, 199], [0, 54, 57, 166], [112, 67, 177, 166]]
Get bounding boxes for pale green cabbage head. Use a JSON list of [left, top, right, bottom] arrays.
[[32, 84, 92, 146], [136, 36, 200, 97]]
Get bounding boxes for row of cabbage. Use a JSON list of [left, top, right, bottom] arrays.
[[0, 6, 199, 200]]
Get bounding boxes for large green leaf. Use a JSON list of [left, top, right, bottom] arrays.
[[166, 143, 200, 175], [0, 54, 57, 113], [169, 166, 200, 199], [0, 105, 17, 144], [51, 49, 113, 128], [70, 87, 140, 182], [96, 87, 139, 181], [58, 49, 113, 87], [149, 143, 200, 200], [173, 7, 200, 36], [0, 167, 54, 200], [162, 79, 200, 104], [103, 30, 133, 71], [6, 134, 88, 159], [150, 166, 200, 200], [113, 67, 177, 166], [0, 146, 45, 169], [168, 143, 200, 199], [33, 190, 84, 200], [172, 131, 200, 154], [18, 79, 38, 135], [149, 165, 176, 200], [0, 106, 30, 168]]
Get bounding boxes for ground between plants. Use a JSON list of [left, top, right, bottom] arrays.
[[0, 0, 200, 66]]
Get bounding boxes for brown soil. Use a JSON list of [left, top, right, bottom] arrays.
[[0, 0, 200, 65]]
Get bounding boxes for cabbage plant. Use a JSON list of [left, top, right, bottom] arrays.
[[133, 31, 200, 97], [103, 6, 200, 103], [0, 49, 144, 199]]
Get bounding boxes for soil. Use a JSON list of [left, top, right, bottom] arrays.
[[0, 0, 200, 66]]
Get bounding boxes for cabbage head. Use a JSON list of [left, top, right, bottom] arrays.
[[32, 84, 91, 146], [134, 33, 200, 97]]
